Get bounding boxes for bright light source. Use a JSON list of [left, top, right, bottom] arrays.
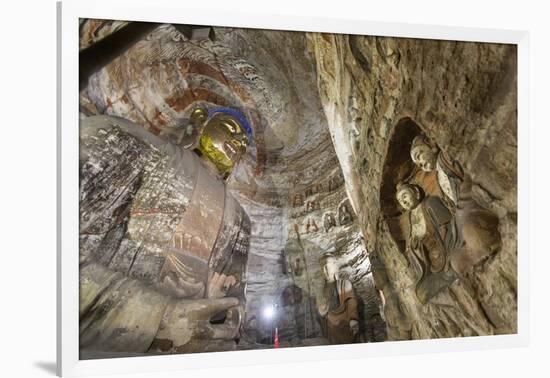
[[263, 305, 275, 319]]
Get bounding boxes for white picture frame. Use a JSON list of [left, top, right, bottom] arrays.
[[57, 0, 529, 376]]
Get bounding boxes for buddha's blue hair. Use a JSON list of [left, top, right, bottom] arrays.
[[208, 107, 254, 141]]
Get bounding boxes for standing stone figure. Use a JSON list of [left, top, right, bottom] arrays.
[[328, 177, 336, 192], [306, 218, 319, 233], [409, 135, 501, 274], [396, 183, 460, 304], [292, 257, 304, 277], [317, 253, 360, 344], [293, 193, 304, 207], [323, 213, 337, 232]]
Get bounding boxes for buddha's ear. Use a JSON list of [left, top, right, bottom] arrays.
[[190, 108, 208, 126]]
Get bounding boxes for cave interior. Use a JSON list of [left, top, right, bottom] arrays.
[[78, 20, 518, 357]]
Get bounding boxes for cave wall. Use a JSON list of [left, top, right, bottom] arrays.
[[280, 159, 384, 342], [306, 33, 517, 339]]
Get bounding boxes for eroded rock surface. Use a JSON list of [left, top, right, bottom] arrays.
[[306, 33, 517, 339], [78, 19, 516, 353], [79, 116, 250, 355]]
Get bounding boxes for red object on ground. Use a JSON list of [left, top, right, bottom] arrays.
[[274, 327, 280, 348]]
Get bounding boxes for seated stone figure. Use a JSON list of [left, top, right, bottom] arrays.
[[293, 193, 304, 207], [396, 183, 460, 304], [306, 218, 319, 233], [317, 253, 360, 344], [79, 115, 250, 356], [338, 201, 353, 226], [323, 213, 337, 232], [410, 136, 501, 274]]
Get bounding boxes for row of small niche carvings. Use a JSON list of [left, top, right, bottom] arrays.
[[291, 174, 345, 207], [292, 200, 354, 235]]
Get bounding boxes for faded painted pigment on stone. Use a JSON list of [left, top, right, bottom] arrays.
[[79, 116, 250, 356], [78, 18, 517, 355], [306, 33, 517, 339]]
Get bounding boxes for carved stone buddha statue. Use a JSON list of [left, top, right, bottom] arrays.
[[323, 212, 336, 232], [317, 253, 360, 344], [79, 115, 250, 356], [409, 135, 501, 275], [306, 218, 319, 233], [338, 201, 353, 226], [396, 183, 459, 304], [191, 107, 250, 177]]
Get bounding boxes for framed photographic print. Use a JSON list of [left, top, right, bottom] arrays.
[[57, 0, 529, 376]]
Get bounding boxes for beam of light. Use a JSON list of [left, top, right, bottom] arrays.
[[263, 305, 275, 320]]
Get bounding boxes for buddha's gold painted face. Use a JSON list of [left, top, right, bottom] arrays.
[[194, 109, 249, 174]]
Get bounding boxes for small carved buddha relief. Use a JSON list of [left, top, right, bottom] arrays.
[[338, 201, 353, 226], [323, 212, 337, 232]]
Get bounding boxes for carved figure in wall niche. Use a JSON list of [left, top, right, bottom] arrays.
[[312, 219, 319, 232], [317, 253, 360, 344], [328, 177, 336, 192], [305, 218, 319, 234], [292, 257, 304, 277], [293, 193, 304, 207], [307, 200, 320, 212], [305, 188, 314, 197], [410, 136, 501, 274], [396, 183, 460, 304], [349, 124, 361, 153], [338, 201, 353, 226], [315, 201, 321, 210], [323, 213, 337, 232]]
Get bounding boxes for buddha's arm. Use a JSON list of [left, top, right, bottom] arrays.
[[80, 259, 243, 354], [79, 260, 171, 353]]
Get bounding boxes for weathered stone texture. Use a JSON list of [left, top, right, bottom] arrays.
[[306, 33, 517, 339], [79, 19, 516, 350], [80, 22, 384, 347], [79, 116, 250, 354]]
